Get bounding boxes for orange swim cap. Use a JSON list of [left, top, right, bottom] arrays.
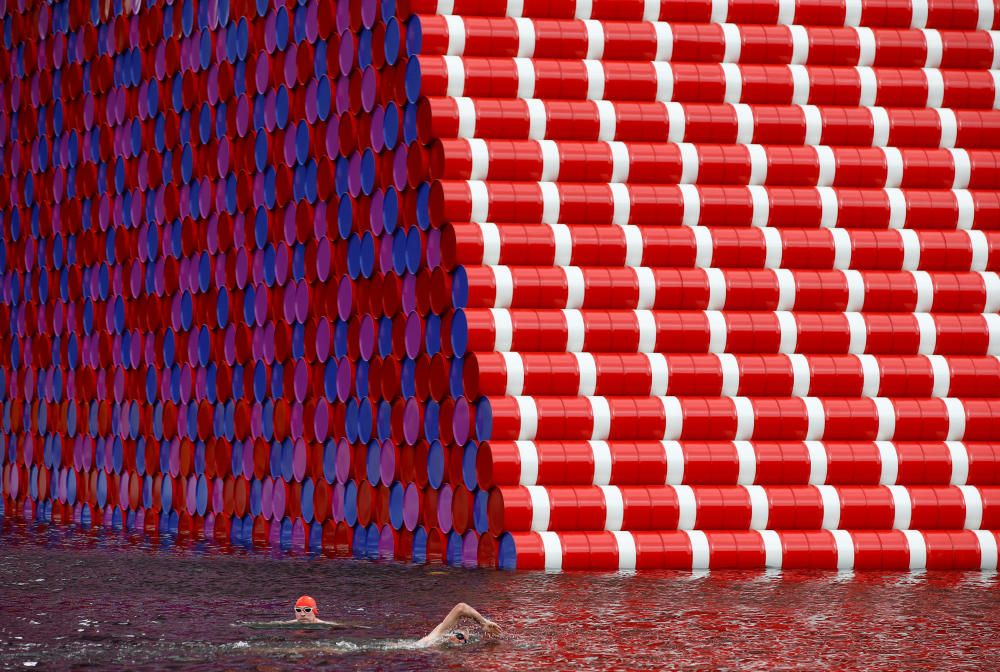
[[296, 595, 317, 611]]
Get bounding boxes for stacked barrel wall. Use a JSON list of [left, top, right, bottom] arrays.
[[2, 0, 1000, 571]]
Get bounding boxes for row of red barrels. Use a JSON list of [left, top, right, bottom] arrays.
[[7, 457, 1000, 533], [408, 16, 1000, 67], [394, 0, 1000, 30], [2, 493, 998, 571]]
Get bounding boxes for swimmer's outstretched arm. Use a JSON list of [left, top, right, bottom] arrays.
[[416, 603, 501, 645]]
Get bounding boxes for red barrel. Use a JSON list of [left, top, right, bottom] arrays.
[[487, 483, 1000, 534], [464, 353, 1000, 399], [417, 96, 1000, 147], [429, 179, 1000, 229], [436, 223, 1000, 272], [453, 308, 1000, 356], [492, 529, 1000, 571]]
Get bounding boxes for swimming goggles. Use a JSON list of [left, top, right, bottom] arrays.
[[295, 607, 314, 614]]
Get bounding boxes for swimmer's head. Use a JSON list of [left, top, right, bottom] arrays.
[[447, 630, 472, 646], [294, 595, 318, 623]]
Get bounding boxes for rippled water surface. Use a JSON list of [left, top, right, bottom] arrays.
[[1, 522, 998, 670]]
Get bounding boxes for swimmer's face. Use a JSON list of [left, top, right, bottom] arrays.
[[449, 630, 469, 646], [294, 605, 318, 623]]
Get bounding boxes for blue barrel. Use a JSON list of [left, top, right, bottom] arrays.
[[446, 531, 464, 567], [141, 475, 152, 510], [411, 526, 428, 564], [96, 470, 108, 508], [377, 316, 393, 357], [161, 475, 174, 513], [324, 357, 339, 402], [389, 482, 404, 530], [281, 438, 295, 482], [474, 489, 490, 535], [344, 398, 359, 443], [80, 504, 92, 529], [230, 514, 244, 545], [427, 440, 445, 490], [356, 358, 369, 398], [300, 478, 315, 523], [405, 227, 423, 274], [361, 149, 376, 195], [382, 187, 399, 233], [425, 313, 442, 356], [353, 524, 368, 559], [250, 478, 263, 517], [376, 401, 392, 442], [280, 516, 294, 550], [344, 480, 358, 527], [334, 320, 349, 359], [241, 513, 254, 546], [358, 28, 374, 70], [323, 440, 338, 484], [462, 442, 478, 491], [403, 102, 420, 146], [232, 437, 245, 476], [309, 521, 323, 555], [401, 358, 417, 399], [391, 229, 407, 276], [366, 440, 382, 486], [270, 441, 283, 478], [365, 522, 381, 560], [450, 357, 465, 399], [360, 232, 376, 278], [169, 510, 181, 536], [197, 475, 209, 516], [357, 398, 373, 444], [346, 234, 362, 279], [424, 401, 440, 443]]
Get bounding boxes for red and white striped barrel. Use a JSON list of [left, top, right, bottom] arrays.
[[401, 0, 999, 31], [435, 223, 1000, 272], [462, 352, 1000, 399], [429, 180, 1000, 229], [475, 439, 1000, 488], [452, 308, 1000, 356], [468, 394, 999, 442], [412, 16, 1000, 69], [419, 139, 1000, 189], [486, 483, 1000, 533], [417, 97, 1000, 147], [410, 56, 1000, 108], [491, 528, 1000, 571], [451, 266, 1000, 313]]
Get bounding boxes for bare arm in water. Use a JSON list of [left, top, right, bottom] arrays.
[[416, 603, 501, 646]]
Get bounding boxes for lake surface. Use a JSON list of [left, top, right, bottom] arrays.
[[1, 520, 998, 670]]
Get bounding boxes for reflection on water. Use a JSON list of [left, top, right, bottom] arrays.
[[1, 520, 998, 671]]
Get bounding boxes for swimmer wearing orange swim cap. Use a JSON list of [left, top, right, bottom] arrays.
[[294, 596, 320, 624]]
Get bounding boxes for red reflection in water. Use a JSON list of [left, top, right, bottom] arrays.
[[0, 523, 998, 671]]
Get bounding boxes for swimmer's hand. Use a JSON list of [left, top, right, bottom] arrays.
[[481, 619, 501, 638]]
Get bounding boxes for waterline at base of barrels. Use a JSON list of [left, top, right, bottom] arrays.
[[3, 0, 1000, 572]]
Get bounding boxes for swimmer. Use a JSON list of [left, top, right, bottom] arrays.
[[416, 603, 501, 648], [236, 596, 350, 629], [290, 595, 343, 626]]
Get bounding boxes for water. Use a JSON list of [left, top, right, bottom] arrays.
[[1, 521, 998, 670]]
